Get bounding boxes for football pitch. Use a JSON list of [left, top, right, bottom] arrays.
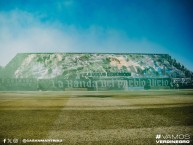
[[0, 90, 193, 145]]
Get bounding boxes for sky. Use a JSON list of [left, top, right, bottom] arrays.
[[0, 0, 193, 70]]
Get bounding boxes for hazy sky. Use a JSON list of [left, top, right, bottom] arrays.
[[0, 0, 193, 70]]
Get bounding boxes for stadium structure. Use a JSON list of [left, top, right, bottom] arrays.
[[0, 53, 192, 91]]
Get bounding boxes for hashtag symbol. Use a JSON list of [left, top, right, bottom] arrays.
[[156, 134, 161, 139]]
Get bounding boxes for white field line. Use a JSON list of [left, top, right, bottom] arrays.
[[46, 95, 76, 140]]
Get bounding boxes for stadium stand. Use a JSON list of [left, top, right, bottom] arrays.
[[0, 53, 192, 91]]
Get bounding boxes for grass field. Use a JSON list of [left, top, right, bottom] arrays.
[[0, 90, 193, 145]]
